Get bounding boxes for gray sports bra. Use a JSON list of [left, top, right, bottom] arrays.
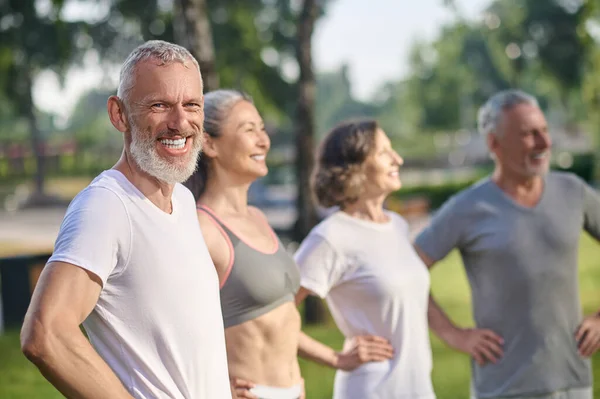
[[198, 205, 301, 328]]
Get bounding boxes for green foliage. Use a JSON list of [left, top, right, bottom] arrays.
[[314, 65, 379, 137], [0, 1, 77, 111], [379, 0, 600, 136], [522, 0, 593, 92], [558, 152, 596, 183], [0, 0, 324, 142]]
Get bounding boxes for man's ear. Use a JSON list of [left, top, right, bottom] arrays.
[[486, 132, 499, 155], [107, 96, 130, 133]]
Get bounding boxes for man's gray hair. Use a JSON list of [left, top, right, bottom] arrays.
[[117, 40, 200, 106], [477, 89, 539, 136]]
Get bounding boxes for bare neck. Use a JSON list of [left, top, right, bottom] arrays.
[[342, 195, 389, 223], [199, 172, 252, 216], [113, 150, 175, 214], [492, 166, 545, 207]]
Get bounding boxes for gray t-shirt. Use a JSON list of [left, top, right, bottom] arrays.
[[415, 172, 600, 398]]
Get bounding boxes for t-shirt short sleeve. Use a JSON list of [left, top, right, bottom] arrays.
[[48, 186, 131, 286], [293, 233, 343, 298], [582, 180, 600, 240], [414, 195, 464, 262]]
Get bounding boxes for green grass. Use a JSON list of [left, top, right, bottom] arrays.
[[1, 234, 599, 398], [0, 331, 64, 399]]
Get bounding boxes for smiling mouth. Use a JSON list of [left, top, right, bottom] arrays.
[[158, 137, 188, 150], [251, 155, 266, 161], [530, 152, 548, 161]]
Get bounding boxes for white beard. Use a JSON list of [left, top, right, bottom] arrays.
[[129, 124, 202, 184]]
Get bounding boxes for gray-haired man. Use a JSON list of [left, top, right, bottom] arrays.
[[20, 41, 232, 398], [415, 90, 600, 399]]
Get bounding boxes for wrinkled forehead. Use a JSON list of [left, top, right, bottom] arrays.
[[131, 59, 202, 97], [499, 103, 546, 134]]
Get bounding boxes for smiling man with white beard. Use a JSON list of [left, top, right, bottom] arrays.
[[415, 89, 600, 399], [20, 40, 232, 399]]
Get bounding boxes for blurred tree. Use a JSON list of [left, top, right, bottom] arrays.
[[0, 0, 85, 205], [0, 0, 328, 207], [374, 80, 424, 139], [393, 0, 598, 135], [294, 0, 320, 243], [294, 0, 327, 324], [401, 25, 483, 131], [315, 65, 379, 138], [174, 0, 218, 91], [205, 0, 298, 123], [66, 88, 119, 161], [523, 0, 593, 94], [106, 0, 299, 122]]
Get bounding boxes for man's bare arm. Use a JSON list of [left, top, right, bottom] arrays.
[[21, 261, 134, 399], [413, 246, 459, 339], [414, 245, 504, 365]]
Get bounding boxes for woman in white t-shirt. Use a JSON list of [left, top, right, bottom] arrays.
[[295, 119, 436, 399]]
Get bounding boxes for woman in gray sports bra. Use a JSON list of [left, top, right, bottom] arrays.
[[184, 90, 304, 399]]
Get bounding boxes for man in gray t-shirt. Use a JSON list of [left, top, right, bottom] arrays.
[[415, 90, 600, 399]]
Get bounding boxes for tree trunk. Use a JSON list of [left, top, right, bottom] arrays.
[[173, 0, 219, 91], [24, 69, 45, 197], [295, 0, 325, 324]]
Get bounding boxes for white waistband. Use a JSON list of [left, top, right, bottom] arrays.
[[249, 383, 302, 399]]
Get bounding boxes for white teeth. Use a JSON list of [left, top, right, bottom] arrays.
[[532, 153, 547, 160], [251, 155, 265, 161], [160, 138, 186, 149]]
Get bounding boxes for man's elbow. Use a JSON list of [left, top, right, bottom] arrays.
[[21, 317, 53, 365], [414, 245, 436, 268]]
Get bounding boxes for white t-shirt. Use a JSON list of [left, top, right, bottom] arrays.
[[294, 211, 435, 399], [48, 170, 231, 399]]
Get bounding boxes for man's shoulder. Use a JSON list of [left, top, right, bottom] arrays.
[[69, 171, 131, 212], [547, 170, 586, 190], [88, 170, 135, 196], [442, 177, 495, 211]]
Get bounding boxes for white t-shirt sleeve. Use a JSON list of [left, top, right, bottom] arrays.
[[293, 234, 343, 298], [48, 186, 131, 286]]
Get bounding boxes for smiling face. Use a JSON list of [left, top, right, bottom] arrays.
[[205, 100, 270, 182], [361, 128, 404, 198], [489, 102, 552, 179], [124, 59, 204, 184]]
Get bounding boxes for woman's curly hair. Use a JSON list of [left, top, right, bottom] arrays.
[[311, 119, 379, 208]]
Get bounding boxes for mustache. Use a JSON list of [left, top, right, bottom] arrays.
[[155, 129, 199, 139]]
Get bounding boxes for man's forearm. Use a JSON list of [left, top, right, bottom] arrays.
[[428, 294, 460, 345], [23, 326, 133, 399]]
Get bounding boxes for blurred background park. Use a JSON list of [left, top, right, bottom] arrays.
[[1, 0, 600, 397]]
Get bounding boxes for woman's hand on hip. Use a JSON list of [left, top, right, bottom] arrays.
[[230, 377, 258, 399], [335, 335, 394, 371]]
